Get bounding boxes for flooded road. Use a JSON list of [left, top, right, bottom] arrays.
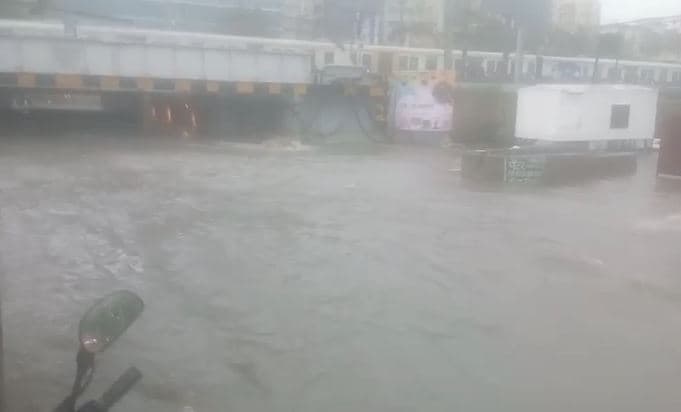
[[2, 136, 681, 412]]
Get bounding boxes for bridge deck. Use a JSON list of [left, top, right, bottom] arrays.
[[0, 19, 313, 87]]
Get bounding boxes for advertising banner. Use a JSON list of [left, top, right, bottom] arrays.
[[392, 72, 455, 132]]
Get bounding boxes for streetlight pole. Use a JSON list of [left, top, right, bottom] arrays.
[[399, 0, 406, 46], [514, 25, 525, 83]]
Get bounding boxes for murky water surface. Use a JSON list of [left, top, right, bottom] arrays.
[[2, 136, 681, 412]]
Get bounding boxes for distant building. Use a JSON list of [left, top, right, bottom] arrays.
[[602, 15, 681, 34], [0, 0, 38, 18], [21, 0, 324, 38], [380, 0, 445, 47], [552, 0, 601, 33], [282, 0, 323, 39], [601, 16, 681, 62]]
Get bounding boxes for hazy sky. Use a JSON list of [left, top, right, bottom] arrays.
[[601, 0, 681, 24]]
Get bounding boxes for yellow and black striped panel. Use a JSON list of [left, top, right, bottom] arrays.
[[293, 84, 307, 96], [100, 76, 120, 90], [236, 82, 255, 95], [370, 86, 385, 97], [175, 79, 192, 93], [55, 74, 83, 89], [136, 78, 154, 91], [17, 73, 36, 88], [205, 81, 220, 93], [267, 83, 282, 95]]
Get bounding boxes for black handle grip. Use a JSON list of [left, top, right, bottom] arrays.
[[98, 367, 142, 411]]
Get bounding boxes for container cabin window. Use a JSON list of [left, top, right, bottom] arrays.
[[425, 56, 437, 71], [324, 52, 334, 65], [610, 104, 630, 129], [409, 57, 419, 71], [361, 54, 372, 68], [398, 56, 409, 70]]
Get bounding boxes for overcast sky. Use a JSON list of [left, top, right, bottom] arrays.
[[601, 0, 681, 24]]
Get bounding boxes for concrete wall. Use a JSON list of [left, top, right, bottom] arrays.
[[156, 88, 381, 141], [291, 87, 380, 140], [452, 85, 518, 148], [657, 95, 681, 178]]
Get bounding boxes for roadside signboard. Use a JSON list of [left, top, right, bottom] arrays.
[[505, 155, 547, 183]]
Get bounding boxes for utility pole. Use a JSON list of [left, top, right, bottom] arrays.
[[514, 25, 525, 83], [443, 0, 454, 72], [0, 299, 4, 412], [592, 45, 600, 82]]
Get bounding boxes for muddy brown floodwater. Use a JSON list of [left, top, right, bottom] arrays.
[[1, 135, 681, 412]]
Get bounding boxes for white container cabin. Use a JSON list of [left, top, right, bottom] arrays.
[[515, 84, 659, 150]]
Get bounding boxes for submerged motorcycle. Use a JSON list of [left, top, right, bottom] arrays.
[[54, 291, 145, 412]]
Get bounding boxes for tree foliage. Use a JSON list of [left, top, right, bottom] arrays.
[[482, 0, 552, 53], [448, 12, 514, 52], [221, 8, 278, 37], [444, 0, 552, 54], [635, 29, 681, 60], [482, 0, 552, 31], [323, 0, 360, 43], [323, 0, 384, 44], [597, 32, 624, 58], [545, 28, 595, 56]]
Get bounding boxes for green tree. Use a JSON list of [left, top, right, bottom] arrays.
[[355, 0, 384, 43], [637, 30, 664, 59], [634, 29, 681, 61], [323, 0, 360, 43], [592, 32, 624, 82], [323, 0, 385, 44], [444, 1, 516, 80], [483, 0, 552, 81], [221, 8, 278, 37], [0, 0, 38, 17], [662, 31, 681, 58], [597, 33, 624, 58], [545, 28, 595, 56], [446, 0, 483, 79], [482, 0, 552, 35], [446, 5, 516, 79], [386, 0, 442, 47]]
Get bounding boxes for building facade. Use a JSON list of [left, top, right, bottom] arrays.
[[601, 16, 681, 62], [553, 0, 601, 32], [282, 0, 323, 39], [602, 15, 681, 34]]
